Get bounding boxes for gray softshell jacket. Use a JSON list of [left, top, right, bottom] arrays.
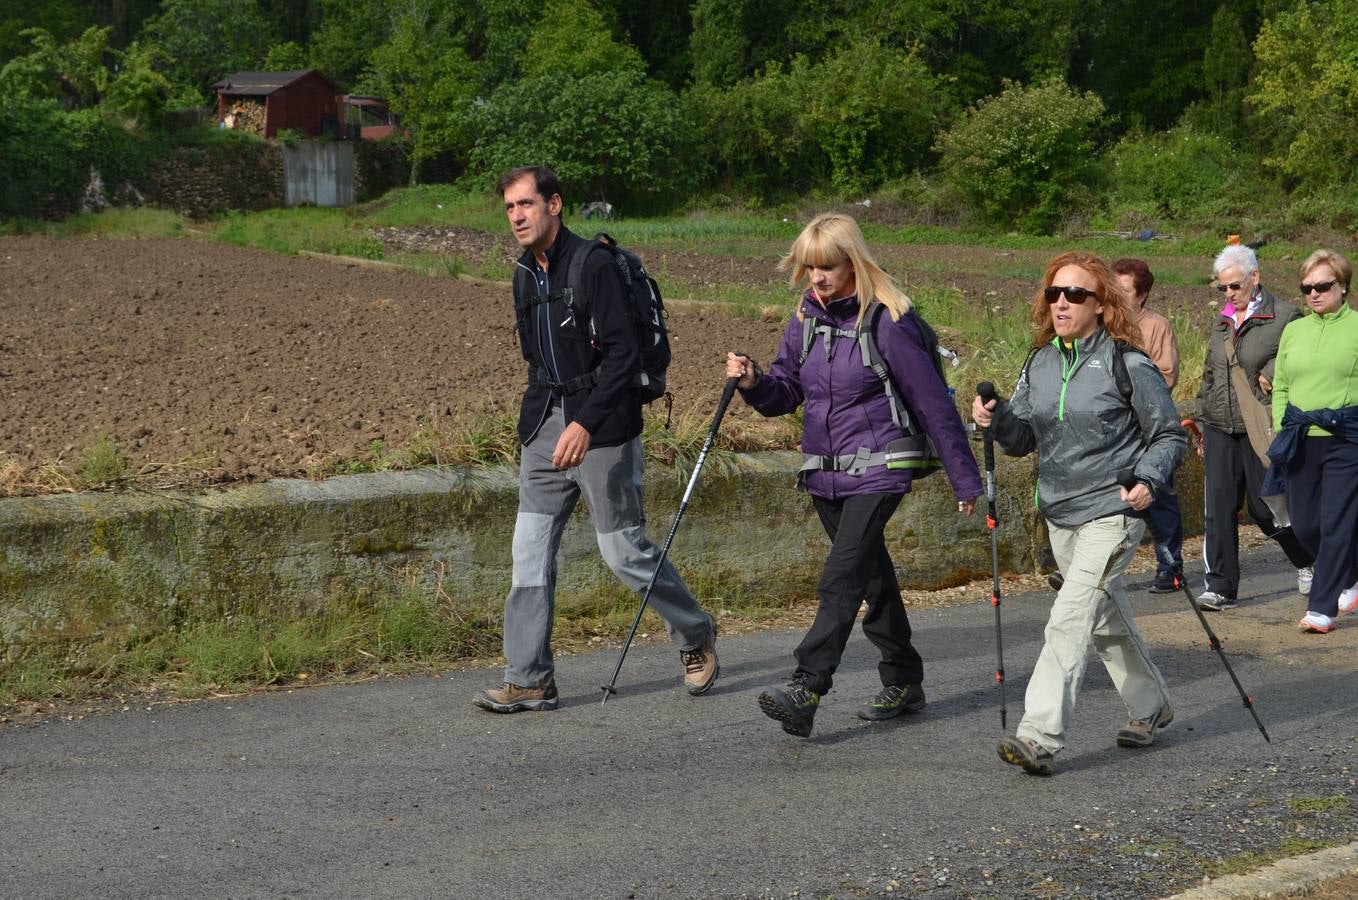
[[1194, 285, 1301, 435], [991, 327, 1186, 528]]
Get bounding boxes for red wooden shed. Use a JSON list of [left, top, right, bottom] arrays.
[[213, 69, 339, 139]]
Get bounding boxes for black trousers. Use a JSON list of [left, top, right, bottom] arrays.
[[793, 492, 923, 695], [1201, 423, 1313, 598], [1286, 436, 1358, 617]]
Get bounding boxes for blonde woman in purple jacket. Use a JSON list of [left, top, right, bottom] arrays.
[[726, 213, 982, 738]]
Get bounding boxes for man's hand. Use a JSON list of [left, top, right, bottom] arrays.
[[552, 421, 592, 469]]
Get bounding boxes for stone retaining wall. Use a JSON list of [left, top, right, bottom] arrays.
[[0, 450, 1205, 664]]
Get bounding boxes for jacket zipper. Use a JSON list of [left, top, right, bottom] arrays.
[[518, 259, 553, 445]]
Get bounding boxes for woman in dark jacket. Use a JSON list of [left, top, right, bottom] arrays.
[[726, 213, 982, 738], [973, 252, 1185, 775]]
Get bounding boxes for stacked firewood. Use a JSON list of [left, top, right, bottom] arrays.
[[223, 99, 267, 136]]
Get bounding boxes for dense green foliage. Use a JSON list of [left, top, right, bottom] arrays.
[[0, 0, 1353, 233]]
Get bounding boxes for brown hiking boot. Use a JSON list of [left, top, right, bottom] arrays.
[[680, 626, 719, 695], [1116, 704, 1174, 748], [473, 680, 559, 713]]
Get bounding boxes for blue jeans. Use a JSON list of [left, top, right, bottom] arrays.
[[1144, 480, 1184, 577]]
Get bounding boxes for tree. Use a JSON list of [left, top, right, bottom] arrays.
[[263, 40, 309, 71], [1249, 0, 1358, 192], [365, 1, 476, 185], [140, 0, 278, 101], [0, 26, 113, 110], [522, 0, 643, 79]]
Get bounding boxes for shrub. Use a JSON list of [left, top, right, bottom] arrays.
[[469, 67, 696, 208], [1103, 125, 1250, 222], [935, 78, 1107, 233]]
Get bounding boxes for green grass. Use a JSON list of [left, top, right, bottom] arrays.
[[1287, 796, 1351, 815], [0, 206, 185, 239], [215, 207, 384, 259]]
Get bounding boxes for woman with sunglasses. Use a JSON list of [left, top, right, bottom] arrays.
[[1193, 244, 1313, 613], [1268, 250, 1358, 633], [972, 252, 1184, 775]]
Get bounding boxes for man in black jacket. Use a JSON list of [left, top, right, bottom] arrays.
[[474, 166, 719, 713]]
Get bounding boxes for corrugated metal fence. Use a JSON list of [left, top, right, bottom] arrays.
[[282, 142, 354, 207]]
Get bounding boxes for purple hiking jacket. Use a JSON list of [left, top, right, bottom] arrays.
[[741, 292, 982, 502]]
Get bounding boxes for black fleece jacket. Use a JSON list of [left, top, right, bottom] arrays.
[[512, 224, 641, 448]]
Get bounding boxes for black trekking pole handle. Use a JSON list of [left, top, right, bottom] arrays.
[[600, 377, 740, 703], [1113, 469, 1271, 742], [977, 381, 1006, 730]]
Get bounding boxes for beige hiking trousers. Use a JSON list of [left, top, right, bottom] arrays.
[[1017, 513, 1171, 754]]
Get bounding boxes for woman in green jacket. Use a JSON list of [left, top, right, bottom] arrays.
[[1271, 249, 1358, 633]]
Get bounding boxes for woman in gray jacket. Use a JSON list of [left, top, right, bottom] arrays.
[[972, 251, 1186, 776]]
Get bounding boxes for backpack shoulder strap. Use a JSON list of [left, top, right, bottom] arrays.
[[1112, 339, 1143, 402], [860, 301, 911, 431]]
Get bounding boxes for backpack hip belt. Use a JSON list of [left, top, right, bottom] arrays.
[[529, 368, 599, 395], [799, 443, 928, 478]]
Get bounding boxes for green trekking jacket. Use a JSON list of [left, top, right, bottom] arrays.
[[1272, 302, 1358, 437]]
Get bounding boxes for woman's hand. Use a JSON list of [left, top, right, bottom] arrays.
[[1120, 482, 1152, 511], [726, 352, 757, 390], [971, 394, 996, 429], [1258, 372, 1273, 394], [958, 498, 977, 516]]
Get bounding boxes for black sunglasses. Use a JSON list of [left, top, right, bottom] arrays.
[[1214, 282, 1245, 293], [1300, 280, 1338, 295], [1044, 285, 1097, 304]]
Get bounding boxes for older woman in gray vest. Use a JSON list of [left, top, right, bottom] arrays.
[[1193, 244, 1314, 612]]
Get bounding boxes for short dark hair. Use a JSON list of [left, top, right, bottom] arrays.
[[497, 166, 564, 205], [1112, 257, 1154, 297]]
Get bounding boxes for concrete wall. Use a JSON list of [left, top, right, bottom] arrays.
[[0, 450, 1205, 663]]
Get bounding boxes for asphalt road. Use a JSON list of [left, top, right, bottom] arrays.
[[3, 544, 1356, 899]]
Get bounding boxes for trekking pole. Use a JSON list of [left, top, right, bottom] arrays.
[[1115, 469, 1271, 743], [600, 376, 741, 703], [977, 382, 1007, 730]]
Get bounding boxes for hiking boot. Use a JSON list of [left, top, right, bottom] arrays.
[[1298, 611, 1337, 634], [1298, 567, 1314, 595], [1339, 582, 1358, 616], [680, 626, 719, 695], [1196, 591, 1237, 612], [1147, 570, 1181, 594], [1047, 571, 1065, 592], [1117, 704, 1174, 748], [758, 675, 820, 737], [473, 680, 559, 713], [996, 735, 1055, 776], [857, 683, 926, 721]]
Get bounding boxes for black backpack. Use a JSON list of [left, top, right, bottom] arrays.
[[798, 301, 958, 476], [556, 232, 672, 405]]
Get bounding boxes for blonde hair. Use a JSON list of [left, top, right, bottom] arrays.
[[1299, 248, 1352, 290], [1031, 251, 1144, 350], [779, 213, 911, 326]]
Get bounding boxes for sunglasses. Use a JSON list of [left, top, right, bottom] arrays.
[[1044, 285, 1098, 304], [1300, 280, 1338, 295], [1214, 282, 1245, 293]]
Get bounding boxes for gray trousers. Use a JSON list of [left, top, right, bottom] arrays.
[[1018, 514, 1171, 754], [502, 403, 714, 686]]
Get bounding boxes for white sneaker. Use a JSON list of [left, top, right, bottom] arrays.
[[1298, 567, 1314, 595], [1196, 591, 1237, 611], [1338, 582, 1358, 615], [1298, 611, 1337, 634]]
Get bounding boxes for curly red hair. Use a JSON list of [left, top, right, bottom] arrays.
[[1030, 251, 1144, 351]]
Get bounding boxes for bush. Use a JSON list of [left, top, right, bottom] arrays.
[[0, 97, 162, 219], [935, 78, 1107, 234], [1103, 125, 1251, 222], [469, 67, 696, 208]]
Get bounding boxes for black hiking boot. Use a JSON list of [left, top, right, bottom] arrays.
[[758, 675, 820, 737], [857, 683, 926, 721]]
